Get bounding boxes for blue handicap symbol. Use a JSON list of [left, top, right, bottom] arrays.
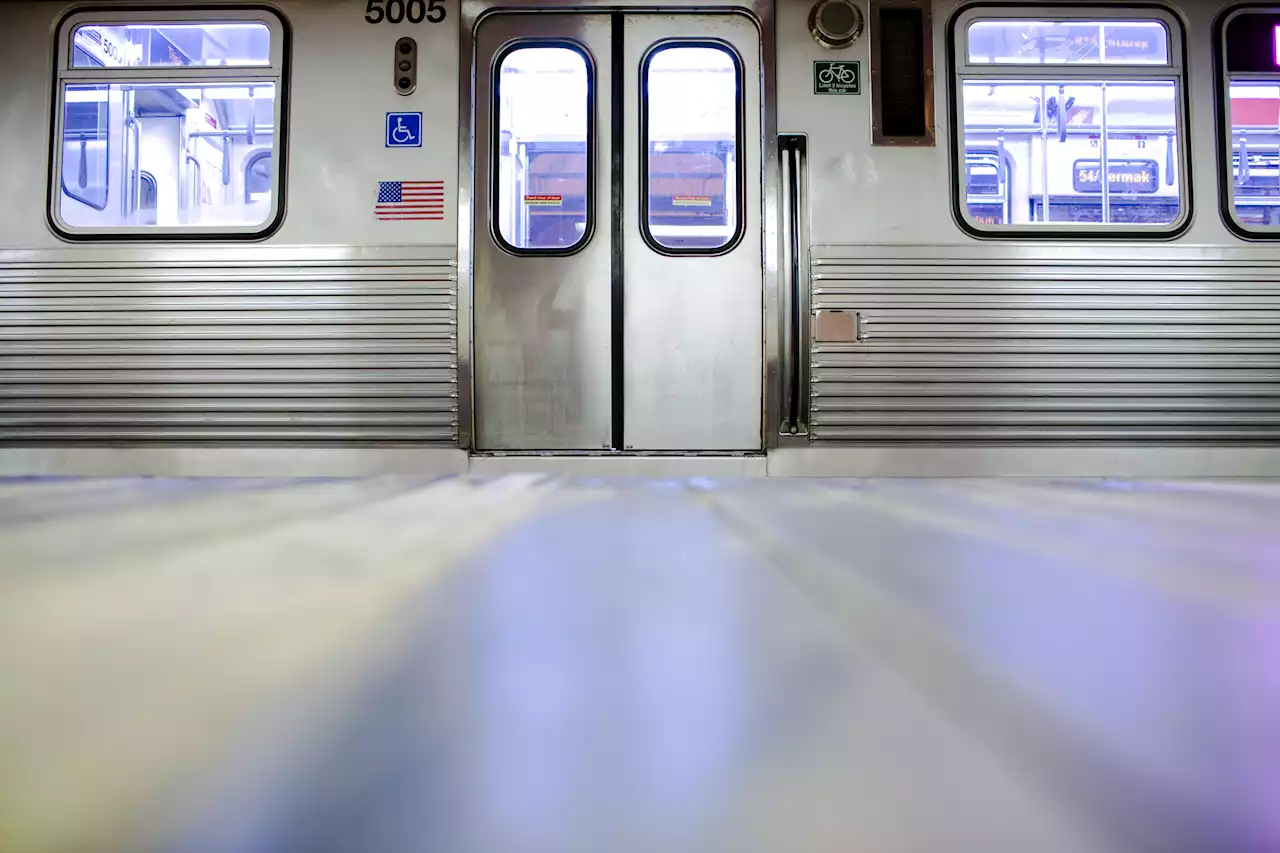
[[386, 112, 423, 148]]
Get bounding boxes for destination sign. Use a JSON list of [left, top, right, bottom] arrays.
[[1072, 159, 1159, 194]]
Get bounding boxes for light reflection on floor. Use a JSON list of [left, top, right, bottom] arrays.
[[1, 476, 1278, 853]]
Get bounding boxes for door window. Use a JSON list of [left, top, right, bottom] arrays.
[[642, 43, 743, 252], [493, 44, 593, 253]]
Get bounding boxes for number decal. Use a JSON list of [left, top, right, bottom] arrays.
[[366, 0, 444, 23]]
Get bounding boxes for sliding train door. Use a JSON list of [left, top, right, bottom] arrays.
[[471, 11, 763, 451]]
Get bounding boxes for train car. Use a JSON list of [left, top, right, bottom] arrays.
[[2, 0, 1280, 476]]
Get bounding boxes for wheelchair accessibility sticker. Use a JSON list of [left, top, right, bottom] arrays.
[[386, 112, 423, 148]]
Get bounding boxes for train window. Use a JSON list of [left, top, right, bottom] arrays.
[[952, 9, 1188, 235], [72, 22, 272, 68], [966, 20, 1169, 65], [1219, 9, 1280, 234], [51, 11, 286, 238], [641, 43, 743, 253], [493, 44, 592, 254]]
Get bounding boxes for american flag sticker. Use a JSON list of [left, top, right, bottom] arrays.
[[376, 180, 445, 221]]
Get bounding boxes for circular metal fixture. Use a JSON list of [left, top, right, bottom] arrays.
[[809, 0, 863, 49]]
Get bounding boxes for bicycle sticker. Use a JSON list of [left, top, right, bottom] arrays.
[[814, 61, 860, 95], [386, 112, 423, 148]]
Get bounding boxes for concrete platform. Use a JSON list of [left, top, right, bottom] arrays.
[[1, 476, 1278, 853]]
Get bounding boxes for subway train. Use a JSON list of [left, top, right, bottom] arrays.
[[2, 0, 1280, 476]]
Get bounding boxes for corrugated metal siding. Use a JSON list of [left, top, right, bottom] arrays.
[[0, 247, 457, 444], [809, 245, 1280, 443]]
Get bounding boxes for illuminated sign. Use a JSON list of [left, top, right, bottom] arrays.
[[73, 26, 141, 67], [1072, 159, 1159, 194], [149, 30, 191, 66], [1226, 13, 1280, 74], [967, 203, 1004, 226], [72, 25, 194, 67]]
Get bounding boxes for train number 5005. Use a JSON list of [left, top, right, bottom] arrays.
[[365, 0, 445, 24]]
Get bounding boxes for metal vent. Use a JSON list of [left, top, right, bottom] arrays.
[[870, 0, 934, 146], [809, 0, 863, 49]]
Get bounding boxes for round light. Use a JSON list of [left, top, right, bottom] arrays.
[[809, 0, 864, 49]]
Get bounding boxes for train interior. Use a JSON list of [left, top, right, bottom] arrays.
[[2, 2, 1280, 852], [496, 45, 738, 251], [53, 15, 1280, 238], [60, 22, 277, 231]]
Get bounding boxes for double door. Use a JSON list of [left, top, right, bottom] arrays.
[[472, 11, 763, 451]]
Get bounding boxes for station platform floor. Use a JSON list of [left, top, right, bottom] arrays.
[[1, 475, 1278, 853]]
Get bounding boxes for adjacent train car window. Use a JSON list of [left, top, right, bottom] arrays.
[[51, 11, 286, 238], [61, 85, 110, 210], [493, 44, 592, 253], [244, 150, 272, 203], [1219, 9, 1280, 234], [952, 9, 1188, 235], [642, 43, 742, 253], [139, 171, 158, 225]]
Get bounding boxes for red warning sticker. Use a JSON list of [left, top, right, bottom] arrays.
[[672, 195, 713, 207], [523, 194, 563, 207]]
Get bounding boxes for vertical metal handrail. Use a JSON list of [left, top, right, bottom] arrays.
[[779, 137, 795, 434], [130, 117, 142, 222], [121, 116, 138, 219], [1099, 82, 1111, 225], [119, 89, 142, 221], [119, 120, 129, 217], [778, 134, 809, 436], [1238, 131, 1250, 186], [185, 153, 202, 222]]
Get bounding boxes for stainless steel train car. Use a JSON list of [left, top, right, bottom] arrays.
[[3, 0, 1280, 476]]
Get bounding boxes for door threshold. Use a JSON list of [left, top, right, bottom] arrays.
[[468, 452, 767, 477], [472, 451, 764, 457]]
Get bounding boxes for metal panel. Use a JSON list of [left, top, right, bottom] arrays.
[[0, 246, 458, 444], [808, 244, 1280, 443], [622, 12, 764, 450], [471, 13, 614, 451]]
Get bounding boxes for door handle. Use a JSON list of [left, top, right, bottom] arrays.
[[779, 134, 809, 436]]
